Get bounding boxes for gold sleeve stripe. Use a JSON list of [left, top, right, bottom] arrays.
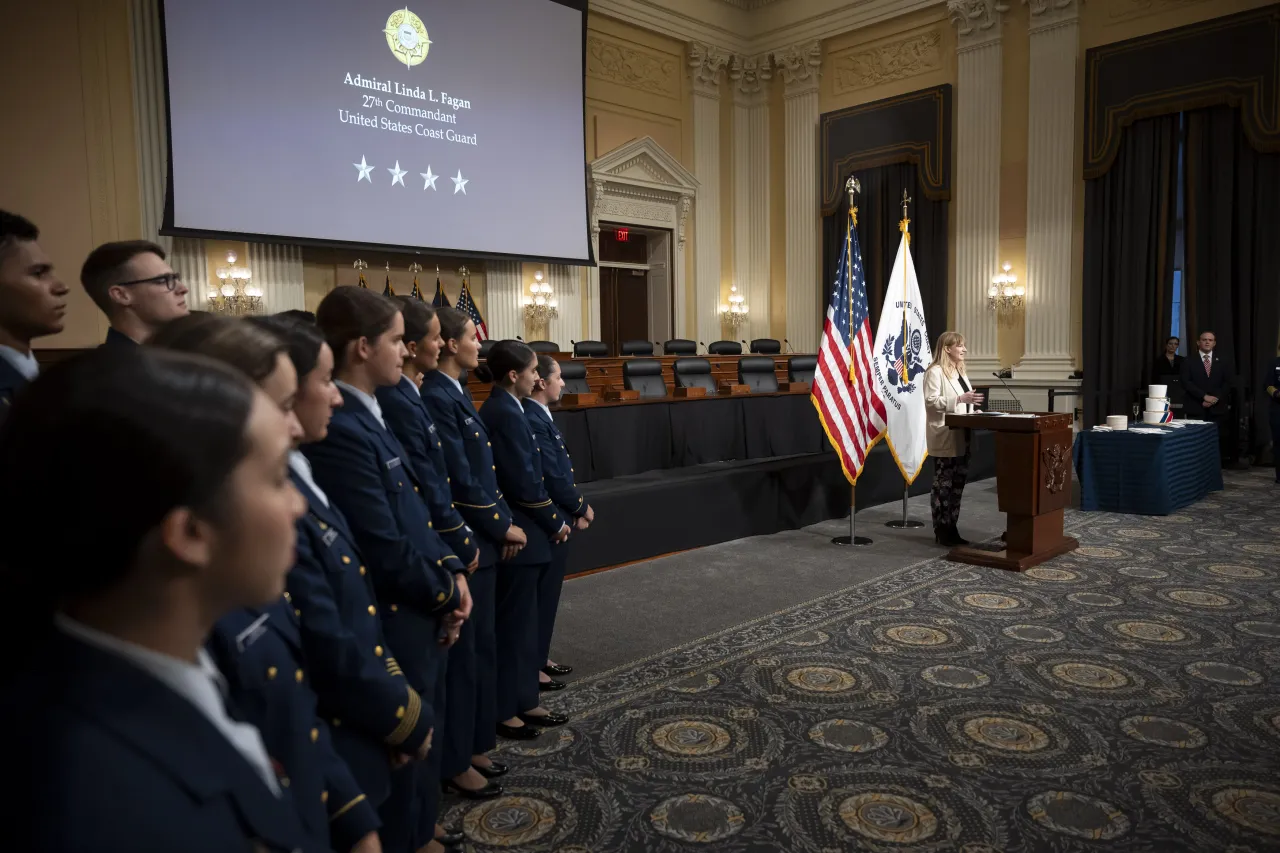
[[516, 499, 554, 508], [329, 794, 368, 822], [455, 501, 496, 509], [386, 687, 422, 745], [436, 522, 464, 533]]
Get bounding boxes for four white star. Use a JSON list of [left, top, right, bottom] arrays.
[[388, 161, 407, 187], [421, 167, 438, 191], [354, 155, 374, 182], [452, 170, 468, 195]]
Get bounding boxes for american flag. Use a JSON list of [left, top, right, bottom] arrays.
[[811, 207, 887, 483], [456, 281, 488, 341]]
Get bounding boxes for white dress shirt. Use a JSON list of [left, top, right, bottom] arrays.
[[529, 397, 552, 420], [0, 345, 39, 381], [442, 370, 465, 397], [54, 613, 282, 796], [335, 379, 387, 429], [289, 449, 329, 508]]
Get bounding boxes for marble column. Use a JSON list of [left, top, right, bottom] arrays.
[[485, 260, 523, 341], [731, 54, 772, 343], [547, 264, 582, 350], [689, 42, 730, 348], [1016, 0, 1080, 380], [948, 0, 1006, 376], [775, 41, 822, 353]]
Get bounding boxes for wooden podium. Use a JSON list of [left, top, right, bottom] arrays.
[[943, 412, 1077, 571]]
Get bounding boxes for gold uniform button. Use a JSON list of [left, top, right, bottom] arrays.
[[321, 791, 329, 804], [492, 465, 496, 471], [375, 645, 383, 656], [464, 538, 470, 545], [295, 669, 303, 683], [318, 521, 328, 530], [474, 432, 479, 438], [359, 565, 367, 576], [487, 441, 492, 447], [494, 513, 500, 520], [436, 559, 443, 567], [446, 477, 451, 483], [267, 666, 278, 680], [414, 486, 419, 493], [437, 441, 442, 448], [367, 605, 376, 615], [428, 521, 433, 528], [395, 706, 406, 719], [310, 727, 318, 743], [294, 608, 301, 617], [342, 556, 351, 565], [280, 777, 290, 788], [283, 591, 291, 602], [390, 604, 399, 612], [398, 481, 403, 488], [436, 592, 446, 602], [553, 514, 558, 519]]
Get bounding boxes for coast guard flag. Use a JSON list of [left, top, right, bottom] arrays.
[[431, 275, 451, 308], [811, 206, 886, 484], [456, 281, 489, 341], [871, 232, 932, 484]]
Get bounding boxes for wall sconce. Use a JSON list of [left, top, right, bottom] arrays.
[[987, 262, 1024, 320], [210, 251, 262, 315], [522, 270, 558, 324], [720, 283, 749, 330]]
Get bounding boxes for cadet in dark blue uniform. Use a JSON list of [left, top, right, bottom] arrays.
[[0, 210, 68, 425], [150, 314, 383, 853], [377, 299, 504, 802], [525, 356, 594, 687], [79, 239, 189, 346], [306, 287, 472, 853], [478, 341, 572, 731], [1265, 349, 1280, 484], [421, 308, 534, 747], [251, 314, 447, 850], [0, 347, 311, 852]]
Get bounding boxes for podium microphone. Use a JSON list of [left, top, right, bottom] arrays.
[[990, 371, 1023, 413], [697, 341, 706, 354], [784, 338, 794, 353]]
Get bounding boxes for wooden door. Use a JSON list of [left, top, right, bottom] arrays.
[[600, 268, 649, 356]]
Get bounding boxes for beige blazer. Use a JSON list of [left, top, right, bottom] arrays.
[[923, 364, 972, 457]]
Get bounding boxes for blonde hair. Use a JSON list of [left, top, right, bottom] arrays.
[[929, 331, 966, 377]]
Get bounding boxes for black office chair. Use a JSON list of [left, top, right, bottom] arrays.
[[708, 340, 742, 355], [623, 358, 667, 399], [750, 338, 781, 354], [559, 360, 590, 395], [573, 340, 608, 357], [739, 355, 779, 393], [478, 339, 497, 359], [620, 340, 654, 356], [528, 340, 559, 355], [673, 358, 717, 393], [788, 355, 816, 383], [663, 339, 697, 355]]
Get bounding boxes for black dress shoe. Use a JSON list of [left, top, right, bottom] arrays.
[[436, 829, 465, 847], [519, 711, 569, 727], [442, 779, 503, 800], [473, 760, 509, 778], [539, 679, 566, 692], [948, 524, 970, 546], [497, 722, 542, 740], [543, 663, 573, 676]]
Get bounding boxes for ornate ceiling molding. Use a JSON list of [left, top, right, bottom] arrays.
[[774, 40, 823, 94], [1024, 0, 1082, 32], [729, 53, 773, 100], [688, 41, 733, 95], [947, 0, 1009, 48]]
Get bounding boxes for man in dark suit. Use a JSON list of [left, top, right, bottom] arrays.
[[80, 240, 189, 346], [0, 210, 68, 422], [1181, 330, 1233, 463]]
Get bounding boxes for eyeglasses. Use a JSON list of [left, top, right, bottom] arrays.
[[117, 272, 184, 291]]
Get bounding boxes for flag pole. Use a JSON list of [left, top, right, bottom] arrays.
[[832, 175, 871, 547], [885, 189, 924, 530]]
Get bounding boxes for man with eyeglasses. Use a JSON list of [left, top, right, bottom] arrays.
[[80, 240, 189, 346], [0, 210, 69, 423]]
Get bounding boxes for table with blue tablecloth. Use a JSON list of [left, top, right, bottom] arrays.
[[1073, 422, 1223, 514]]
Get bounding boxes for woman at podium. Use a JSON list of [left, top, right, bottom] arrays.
[[923, 331, 984, 546]]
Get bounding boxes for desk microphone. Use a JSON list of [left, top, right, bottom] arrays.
[[990, 371, 1023, 413], [515, 336, 525, 342], [698, 341, 706, 354], [784, 338, 793, 353]]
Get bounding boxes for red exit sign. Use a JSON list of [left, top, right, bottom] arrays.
[[615, 228, 629, 242]]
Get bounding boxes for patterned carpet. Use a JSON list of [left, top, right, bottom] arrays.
[[444, 469, 1280, 852]]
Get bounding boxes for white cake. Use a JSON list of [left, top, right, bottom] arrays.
[[1143, 384, 1173, 423], [1106, 415, 1128, 430]]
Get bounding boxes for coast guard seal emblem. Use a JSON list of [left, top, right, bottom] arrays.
[[385, 7, 430, 68], [881, 326, 925, 393]]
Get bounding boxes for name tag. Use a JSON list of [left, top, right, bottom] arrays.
[[464, 416, 475, 426], [321, 529, 339, 547], [385, 457, 402, 471], [428, 424, 437, 434], [235, 613, 271, 652]]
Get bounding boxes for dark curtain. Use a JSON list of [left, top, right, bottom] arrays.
[[1081, 114, 1181, 428], [821, 163, 948, 339], [1183, 105, 1280, 454]]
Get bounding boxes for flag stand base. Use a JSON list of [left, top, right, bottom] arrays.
[[884, 520, 925, 529], [832, 489, 871, 545], [832, 535, 873, 546]]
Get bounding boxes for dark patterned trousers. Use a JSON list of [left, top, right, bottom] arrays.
[[931, 449, 970, 530]]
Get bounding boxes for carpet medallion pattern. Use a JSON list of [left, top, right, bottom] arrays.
[[445, 471, 1280, 851]]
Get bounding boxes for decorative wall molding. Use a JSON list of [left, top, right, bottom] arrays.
[[715, 0, 784, 9], [947, 0, 1009, 42], [587, 35, 680, 97], [688, 41, 732, 94], [831, 28, 944, 93], [774, 40, 823, 92], [729, 52, 773, 99], [589, 137, 699, 340], [1024, 0, 1081, 31]]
